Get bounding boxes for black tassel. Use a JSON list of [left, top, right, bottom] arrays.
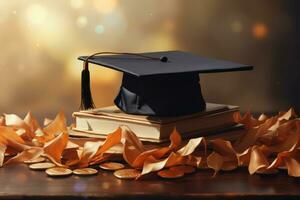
[[79, 51, 168, 110], [80, 62, 95, 110]]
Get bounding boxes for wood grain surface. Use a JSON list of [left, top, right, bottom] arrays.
[[0, 164, 299, 200]]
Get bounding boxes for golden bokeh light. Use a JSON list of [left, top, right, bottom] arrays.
[[67, 56, 120, 84], [76, 15, 88, 28], [93, 0, 118, 14], [230, 20, 243, 33], [22, 9, 75, 60], [70, 0, 84, 9], [26, 4, 47, 25], [252, 23, 268, 39]]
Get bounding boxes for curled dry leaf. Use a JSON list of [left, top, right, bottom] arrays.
[[0, 145, 6, 166], [138, 136, 205, 178], [0, 108, 300, 180], [207, 152, 223, 176], [234, 108, 300, 175], [24, 112, 41, 133], [131, 129, 182, 168], [43, 118, 53, 126], [4, 147, 43, 166], [284, 156, 300, 177], [43, 111, 67, 141], [248, 146, 269, 174], [76, 128, 122, 168], [4, 113, 35, 141], [43, 132, 68, 166], [207, 139, 238, 174]]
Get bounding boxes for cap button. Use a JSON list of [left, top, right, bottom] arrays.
[[160, 56, 168, 62]]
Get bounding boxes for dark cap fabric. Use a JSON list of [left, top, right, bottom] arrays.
[[78, 51, 252, 77], [78, 51, 253, 116]]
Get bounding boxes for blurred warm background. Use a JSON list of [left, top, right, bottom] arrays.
[[0, 0, 299, 122]]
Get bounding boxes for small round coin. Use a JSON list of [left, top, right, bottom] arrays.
[[113, 169, 141, 179], [157, 169, 184, 179], [99, 162, 125, 171], [24, 157, 46, 164], [29, 162, 56, 170], [46, 167, 72, 177], [73, 168, 98, 176], [169, 165, 196, 174]]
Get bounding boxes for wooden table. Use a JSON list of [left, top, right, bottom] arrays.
[[0, 164, 299, 200]]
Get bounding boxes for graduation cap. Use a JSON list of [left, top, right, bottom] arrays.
[[78, 51, 253, 116]]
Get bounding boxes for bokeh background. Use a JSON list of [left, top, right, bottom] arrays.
[[0, 0, 299, 122]]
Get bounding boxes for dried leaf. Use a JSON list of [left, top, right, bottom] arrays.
[[207, 152, 223, 176], [43, 118, 53, 126], [0, 145, 6, 166], [1, 108, 300, 180], [43, 132, 68, 166], [208, 139, 238, 172], [82, 128, 122, 166], [4, 114, 35, 141], [177, 137, 205, 156], [122, 126, 146, 166], [138, 135, 205, 177], [131, 129, 182, 168], [43, 111, 67, 141], [248, 146, 269, 174], [24, 112, 40, 133], [4, 147, 43, 166], [284, 156, 300, 177]]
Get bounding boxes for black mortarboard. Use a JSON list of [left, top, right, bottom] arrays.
[[78, 51, 253, 116]]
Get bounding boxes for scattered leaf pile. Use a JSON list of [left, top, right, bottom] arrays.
[[0, 108, 299, 179]]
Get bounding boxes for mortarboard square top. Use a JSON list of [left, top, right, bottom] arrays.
[[78, 51, 253, 117], [78, 51, 252, 77]]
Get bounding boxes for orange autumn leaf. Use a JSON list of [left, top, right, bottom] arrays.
[[4, 147, 43, 166], [131, 129, 182, 168], [122, 126, 146, 166], [248, 146, 269, 174], [0, 107, 300, 180], [207, 152, 224, 176], [43, 118, 53, 126], [24, 111, 41, 133], [43, 111, 67, 141], [43, 132, 68, 166], [0, 145, 6, 166], [278, 108, 297, 121], [208, 139, 238, 173], [0, 126, 25, 145], [4, 114, 35, 141], [0, 127, 26, 165], [78, 128, 122, 167], [138, 135, 205, 177], [93, 127, 122, 157], [76, 141, 103, 168], [62, 148, 82, 166], [233, 111, 263, 129], [284, 156, 300, 177], [177, 137, 205, 156]]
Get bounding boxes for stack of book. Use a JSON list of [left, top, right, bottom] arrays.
[[70, 103, 243, 143]]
